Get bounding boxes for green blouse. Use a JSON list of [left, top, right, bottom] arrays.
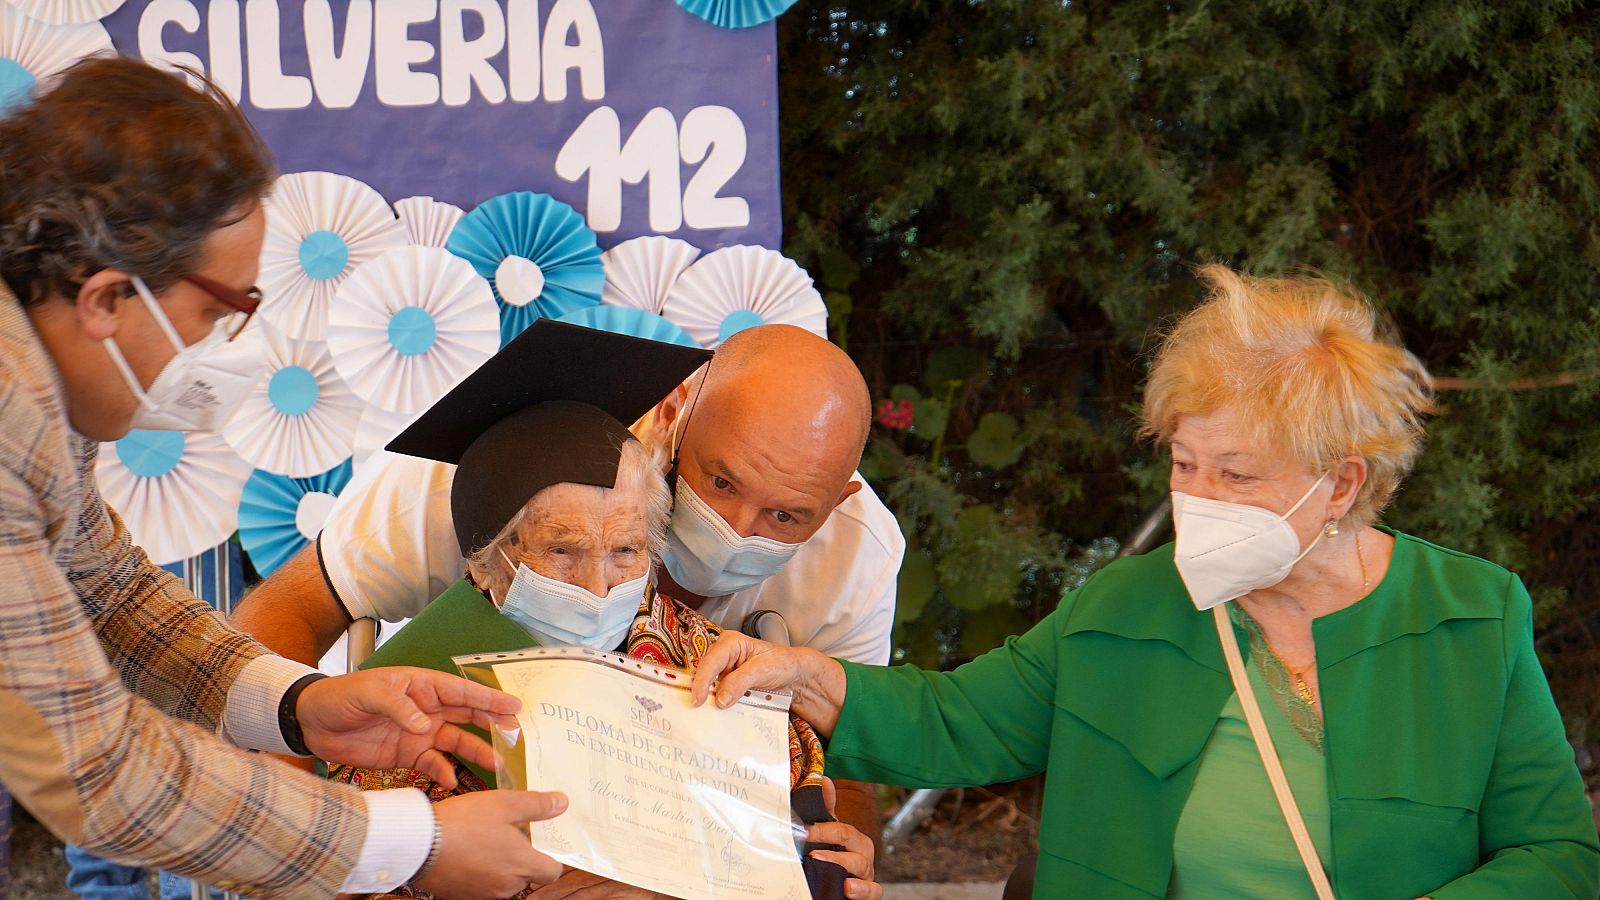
[[824, 530, 1600, 899], [1169, 617, 1332, 898]]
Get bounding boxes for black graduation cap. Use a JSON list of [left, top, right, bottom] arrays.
[[386, 319, 712, 556]]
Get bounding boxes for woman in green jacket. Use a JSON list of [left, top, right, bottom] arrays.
[[692, 265, 1600, 899]]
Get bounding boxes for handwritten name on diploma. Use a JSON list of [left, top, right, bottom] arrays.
[[589, 778, 744, 830]]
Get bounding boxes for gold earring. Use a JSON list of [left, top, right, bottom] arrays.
[[1323, 518, 1339, 538]]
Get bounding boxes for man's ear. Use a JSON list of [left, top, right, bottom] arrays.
[[653, 381, 693, 432], [833, 479, 863, 510], [73, 269, 135, 342]]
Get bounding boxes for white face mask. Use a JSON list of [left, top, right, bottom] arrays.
[[1171, 472, 1330, 610], [102, 276, 261, 433], [497, 548, 648, 650], [659, 477, 802, 597]]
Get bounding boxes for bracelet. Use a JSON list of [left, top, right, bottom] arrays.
[[277, 672, 329, 757], [412, 817, 445, 882]]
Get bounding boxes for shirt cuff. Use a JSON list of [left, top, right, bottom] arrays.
[[219, 654, 320, 755], [340, 788, 436, 893]]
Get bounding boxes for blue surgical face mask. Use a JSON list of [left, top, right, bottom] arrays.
[[497, 548, 648, 650], [658, 477, 802, 597]]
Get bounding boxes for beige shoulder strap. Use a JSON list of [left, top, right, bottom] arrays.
[[1213, 604, 1337, 900]]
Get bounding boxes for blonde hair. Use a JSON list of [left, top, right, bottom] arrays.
[[465, 439, 670, 598], [1140, 264, 1435, 526]]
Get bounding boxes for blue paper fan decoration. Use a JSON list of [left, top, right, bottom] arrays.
[[445, 191, 603, 346], [557, 305, 700, 349], [673, 0, 796, 29], [238, 459, 353, 577]]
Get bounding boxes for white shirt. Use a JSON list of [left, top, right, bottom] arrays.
[[319, 451, 903, 665]]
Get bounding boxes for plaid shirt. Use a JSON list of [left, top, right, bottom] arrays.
[[0, 288, 367, 897]]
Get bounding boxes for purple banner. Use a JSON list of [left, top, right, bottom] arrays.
[[102, 0, 780, 250]]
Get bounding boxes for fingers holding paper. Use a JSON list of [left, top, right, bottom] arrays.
[[689, 633, 849, 737], [418, 790, 570, 900], [807, 820, 881, 899], [808, 776, 882, 900]]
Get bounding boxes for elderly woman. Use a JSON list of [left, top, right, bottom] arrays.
[[692, 266, 1600, 899], [333, 321, 878, 900]]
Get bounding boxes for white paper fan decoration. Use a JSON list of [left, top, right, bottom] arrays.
[[0, 6, 111, 116], [600, 236, 701, 314], [94, 430, 252, 566], [257, 171, 407, 342], [222, 322, 364, 478], [326, 246, 501, 415], [660, 245, 828, 348], [7, 0, 126, 25], [394, 196, 465, 248], [352, 404, 421, 470]]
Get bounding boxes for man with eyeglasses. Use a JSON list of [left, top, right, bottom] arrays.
[[0, 57, 569, 900]]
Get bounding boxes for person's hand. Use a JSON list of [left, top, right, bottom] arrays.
[[416, 790, 569, 900], [809, 777, 883, 900], [526, 867, 669, 898], [689, 633, 847, 736], [297, 666, 521, 788]]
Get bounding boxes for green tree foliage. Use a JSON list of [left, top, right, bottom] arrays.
[[778, 0, 1600, 740]]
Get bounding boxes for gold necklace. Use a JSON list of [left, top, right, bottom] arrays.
[[1259, 531, 1369, 709], [1356, 529, 1370, 592], [1285, 659, 1317, 706], [1259, 628, 1318, 706], [1286, 533, 1368, 705]]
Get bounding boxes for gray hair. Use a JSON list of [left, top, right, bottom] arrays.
[[464, 438, 670, 599]]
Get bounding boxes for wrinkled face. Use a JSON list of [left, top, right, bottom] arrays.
[[1168, 406, 1333, 547], [505, 480, 653, 597]]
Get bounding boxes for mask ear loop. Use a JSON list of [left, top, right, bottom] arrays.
[[103, 336, 159, 411], [1283, 472, 1333, 566], [1282, 471, 1330, 521], [665, 359, 713, 496], [129, 276, 188, 352]]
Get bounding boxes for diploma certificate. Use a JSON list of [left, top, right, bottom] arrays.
[[454, 648, 810, 900]]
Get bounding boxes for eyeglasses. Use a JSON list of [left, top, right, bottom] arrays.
[[181, 273, 262, 341]]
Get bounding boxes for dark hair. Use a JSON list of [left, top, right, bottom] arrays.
[[0, 56, 275, 305]]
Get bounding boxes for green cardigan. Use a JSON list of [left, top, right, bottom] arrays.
[[827, 531, 1600, 899]]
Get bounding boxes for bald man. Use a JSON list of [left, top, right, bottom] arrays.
[[230, 324, 902, 837], [233, 323, 898, 661]]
